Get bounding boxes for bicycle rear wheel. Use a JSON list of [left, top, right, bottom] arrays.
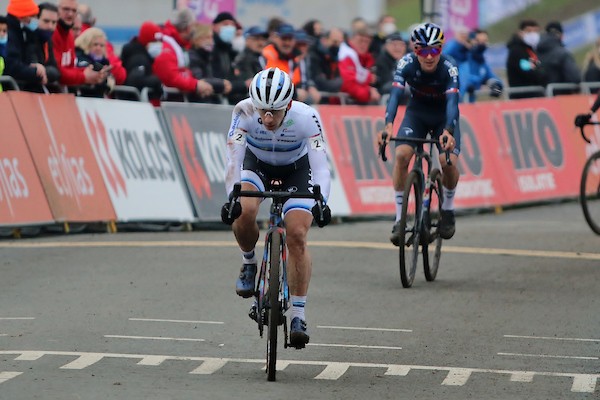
[[399, 171, 422, 288], [266, 232, 281, 381], [580, 151, 600, 235], [423, 169, 443, 281]]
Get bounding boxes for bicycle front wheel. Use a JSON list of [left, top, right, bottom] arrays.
[[423, 169, 444, 281], [266, 232, 281, 381], [580, 151, 600, 235], [399, 171, 422, 288]]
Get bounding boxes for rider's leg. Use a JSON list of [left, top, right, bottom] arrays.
[[392, 144, 415, 221], [438, 153, 460, 239], [284, 209, 313, 319]]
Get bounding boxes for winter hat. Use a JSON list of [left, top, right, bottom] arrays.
[[6, 0, 39, 18], [138, 21, 162, 46]]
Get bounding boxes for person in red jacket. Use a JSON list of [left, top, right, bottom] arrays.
[[338, 27, 381, 104], [53, 0, 106, 87], [152, 8, 213, 97]]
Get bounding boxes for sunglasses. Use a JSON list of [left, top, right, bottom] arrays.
[[415, 46, 442, 57]]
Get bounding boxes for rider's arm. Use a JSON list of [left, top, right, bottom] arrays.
[[306, 110, 331, 202], [225, 105, 249, 196], [444, 89, 460, 134]]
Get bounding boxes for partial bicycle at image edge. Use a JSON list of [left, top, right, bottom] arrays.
[[575, 121, 600, 235]]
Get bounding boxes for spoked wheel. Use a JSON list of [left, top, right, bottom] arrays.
[[423, 169, 444, 281], [580, 151, 600, 235], [399, 171, 422, 288], [266, 233, 281, 381]]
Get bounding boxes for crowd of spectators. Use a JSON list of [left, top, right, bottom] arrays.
[[0, 0, 599, 103]]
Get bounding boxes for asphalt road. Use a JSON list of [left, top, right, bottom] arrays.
[[0, 201, 598, 400]]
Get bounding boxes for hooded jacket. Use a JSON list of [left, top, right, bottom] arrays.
[[536, 33, 580, 85]]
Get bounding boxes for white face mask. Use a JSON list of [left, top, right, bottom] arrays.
[[522, 31, 540, 49], [147, 41, 163, 58], [232, 35, 245, 53], [381, 22, 397, 36]]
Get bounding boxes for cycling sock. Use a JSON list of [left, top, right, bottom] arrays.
[[395, 191, 404, 222], [242, 249, 256, 264], [442, 186, 456, 210], [290, 295, 306, 321]]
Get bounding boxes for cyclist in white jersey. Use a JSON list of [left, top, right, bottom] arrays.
[[222, 67, 331, 347]]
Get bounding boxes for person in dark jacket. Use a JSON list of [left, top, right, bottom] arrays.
[[308, 28, 344, 96], [233, 26, 267, 84], [188, 23, 232, 103], [74, 27, 115, 97], [375, 32, 407, 96], [0, 15, 7, 58], [536, 21, 580, 94], [120, 21, 163, 100], [4, 0, 47, 89], [582, 38, 600, 88], [210, 11, 246, 103], [23, 2, 60, 92], [506, 19, 546, 99]]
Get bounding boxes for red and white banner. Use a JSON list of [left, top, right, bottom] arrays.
[[77, 98, 195, 222], [0, 94, 54, 226], [9, 92, 115, 222]]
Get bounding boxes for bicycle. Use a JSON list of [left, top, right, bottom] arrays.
[[379, 133, 451, 288], [577, 121, 600, 235], [225, 181, 326, 381]]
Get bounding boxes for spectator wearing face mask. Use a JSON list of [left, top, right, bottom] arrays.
[[120, 21, 163, 102], [506, 19, 547, 99], [23, 2, 60, 92], [4, 0, 48, 88], [188, 23, 232, 103], [536, 21, 580, 94], [211, 11, 246, 103], [369, 14, 397, 58], [375, 32, 407, 97], [0, 15, 7, 58], [458, 29, 503, 103], [308, 27, 344, 97], [233, 26, 267, 84]]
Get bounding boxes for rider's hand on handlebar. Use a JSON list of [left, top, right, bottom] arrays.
[[221, 200, 241, 225], [311, 202, 331, 228], [439, 130, 455, 152], [574, 113, 592, 128], [377, 124, 393, 147]]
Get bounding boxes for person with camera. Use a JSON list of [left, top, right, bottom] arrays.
[[221, 67, 331, 348]]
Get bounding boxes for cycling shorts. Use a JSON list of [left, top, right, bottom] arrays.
[[396, 106, 461, 156]]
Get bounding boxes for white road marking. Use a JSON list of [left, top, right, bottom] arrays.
[[0, 334, 7, 337], [137, 356, 168, 366], [0, 371, 22, 384], [504, 334, 600, 342], [314, 362, 350, 380], [2, 240, 599, 261], [129, 318, 224, 325], [190, 359, 228, 374], [498, 352, 598, 360], [61, 354, 105, 369], [317, 325, 412, 333], [510, 372, 535, 382], [0, 350, 597, 392], [0, 317, 35, 320], [105, 335, 205, 342], [307, 343, 402, 350], [442, 368, 472, 386]]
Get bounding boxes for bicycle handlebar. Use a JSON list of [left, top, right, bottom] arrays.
[[578, 121, 600, 144], [379, 132, 452, 166], [230, 183, 324, 201]]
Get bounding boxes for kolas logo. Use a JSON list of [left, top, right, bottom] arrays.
[[170, 115, 212, 199], [85, 112, 127, 196]]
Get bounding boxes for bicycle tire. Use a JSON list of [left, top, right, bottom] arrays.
[[423, 169, 444, 281], [399, 171, 422, 288], [266, 232, 281, 381], [580, 151, 600, 235]]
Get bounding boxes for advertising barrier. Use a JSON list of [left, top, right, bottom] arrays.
[[0, 94, 54, 226], [8, 92, 116, 223], [77, 98, 195, 222]]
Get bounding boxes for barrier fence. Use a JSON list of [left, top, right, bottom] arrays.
[[1, 92, 599, 229]]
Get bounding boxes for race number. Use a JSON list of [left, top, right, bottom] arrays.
[[310, 136, 325, 151]]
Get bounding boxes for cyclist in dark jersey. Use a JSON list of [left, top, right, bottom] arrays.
[[378, 22, 461, 244]]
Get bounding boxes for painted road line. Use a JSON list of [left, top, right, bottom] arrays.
[[307, 343, 402, 350], [504, 334, 600, 342], [0, 350, 597, 392], [14, 352, 45, 361], [0, 372, 22, 384], [2, 240, 599, 261], [0, 334, 7, 337], [498, 352, 598, 360], [129, 318, 224, 324], [317, 325, 412, 333], [0, 317, 35, 320], [315, 362, 351, 380], [105, 335, 205, 342], [61, 354, 105, 369], [137, 356, 168, 366], [190, 359, 228, 375]]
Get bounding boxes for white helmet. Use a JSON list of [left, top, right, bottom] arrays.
[[249, 67, 294, 110]]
